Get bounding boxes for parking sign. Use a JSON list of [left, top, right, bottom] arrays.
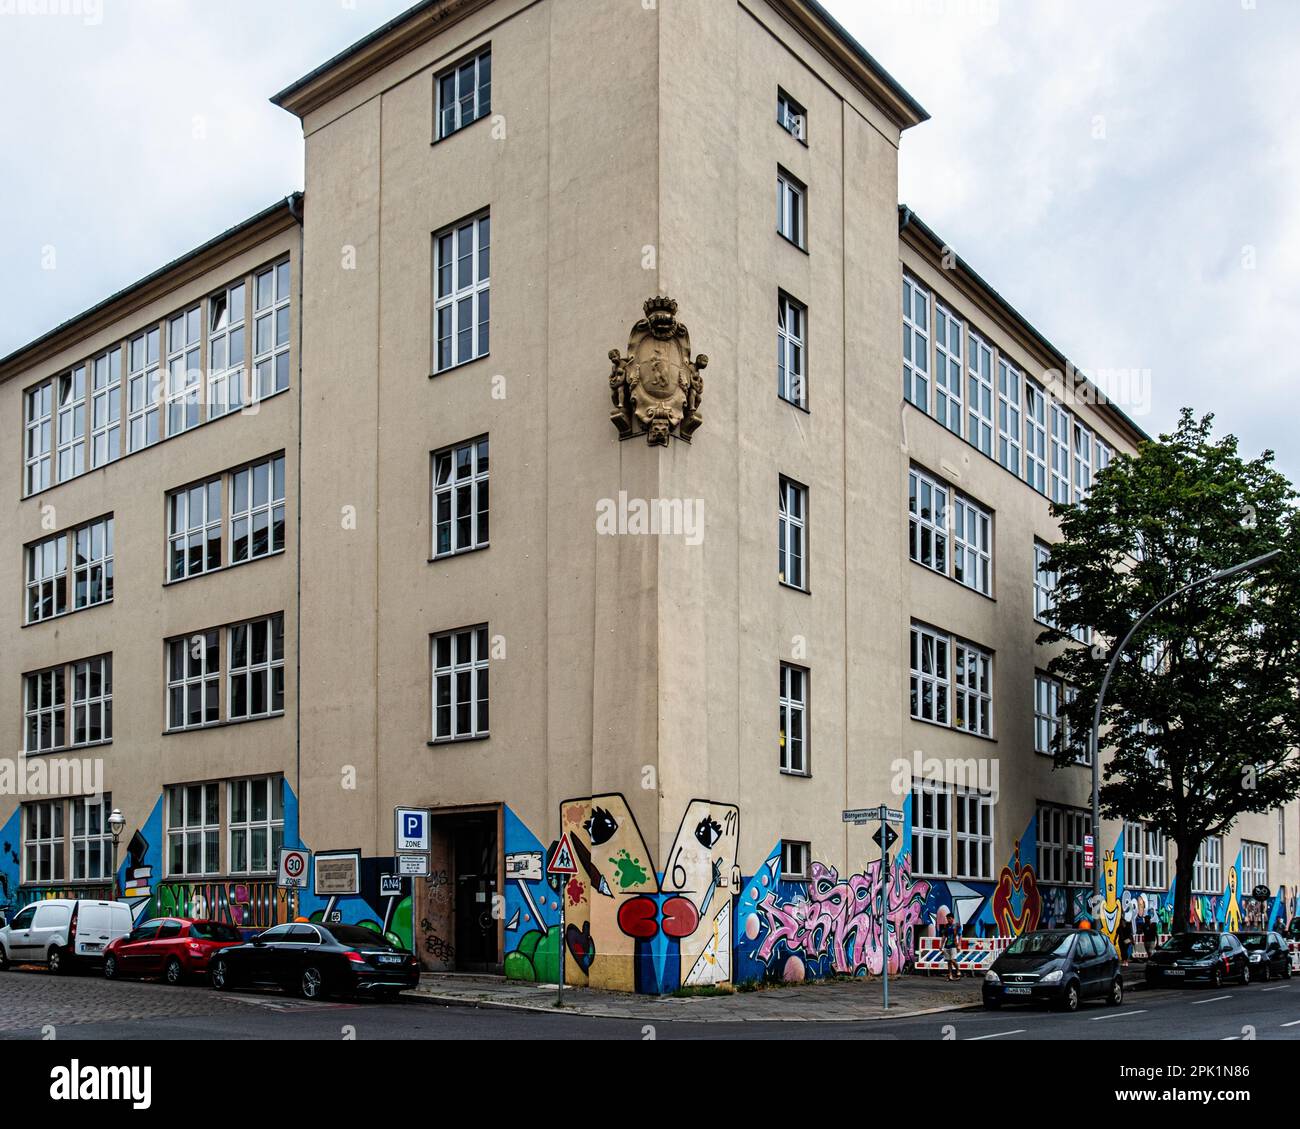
[[396, 807, 430, 852]]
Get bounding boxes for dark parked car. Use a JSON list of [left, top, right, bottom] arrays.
[[1145, 932, 1251, 988], [104, 917, 242, 984], [983, 929, 1123, 1012], [1234, 930, 1292, 982], [209, 921, 419, 1000]]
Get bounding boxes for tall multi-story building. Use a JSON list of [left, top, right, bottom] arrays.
[[1, 0, 1292, 993]]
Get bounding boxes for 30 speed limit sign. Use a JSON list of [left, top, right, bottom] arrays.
[[278, 847, 311, 889]]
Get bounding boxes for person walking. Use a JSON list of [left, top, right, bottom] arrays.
[[1117, 916, 1134, 966], [1143, 914, 1158, 955], [942, 912, 961, 981]]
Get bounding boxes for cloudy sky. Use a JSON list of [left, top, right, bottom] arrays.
[[1, 0, 1296, 479]]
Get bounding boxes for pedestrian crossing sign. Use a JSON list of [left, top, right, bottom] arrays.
[[547, 833, 578, 875]]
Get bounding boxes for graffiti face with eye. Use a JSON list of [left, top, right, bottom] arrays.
[[584, 807, 619, 846], [694, 816, 723, 850]]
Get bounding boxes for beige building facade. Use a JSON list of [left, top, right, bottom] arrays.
[[1, 0, 1293, 992]]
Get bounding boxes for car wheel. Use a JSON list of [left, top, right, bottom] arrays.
[[300, 966, 327, 1001], [1058, 981, 1081, 1013], [1259, 963, 1270, 983], [1210, 965, 1223, 989], [48, 947, 66, 975], [1286, 961, 1293, 980], [164, 957, 184, 986], [103, 954, 118, 980], [1108, 977, 1124, 1006], [0, 947, 9, 971], [211, 957, 233, 991], [1241, 963, 1251, 986]]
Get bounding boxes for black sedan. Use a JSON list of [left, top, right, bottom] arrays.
[[983, 929, 1124, 1012], [1234, 930, 1293, 982], [1145, 932, 1251, 988], [209, 921, 420, 1000]]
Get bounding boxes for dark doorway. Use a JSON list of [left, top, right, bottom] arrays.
[[450, 812, 499, 972]]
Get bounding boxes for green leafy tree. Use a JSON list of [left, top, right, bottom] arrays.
[[1040, 410, 1300, 933]]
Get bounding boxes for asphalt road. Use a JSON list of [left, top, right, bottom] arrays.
[[5, 966, 1300, 1040]]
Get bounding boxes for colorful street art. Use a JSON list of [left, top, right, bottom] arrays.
[[992, 841, 1041, 935]]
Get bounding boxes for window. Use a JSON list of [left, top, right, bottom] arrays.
[[779, 662, 808, 774], [1023, 379, 1047, 495], [90, 348, 122, 468], [167, 630, 220, 731], [1050, 398, 1071, 504], [71, 656, 112, 747], [207, 280, 246, 418], [777, 293, 807, 408], [56, 365, 87, 481], [953, 642, 992, 737], [167, 783, 220, 877], [23, 667, 64, 753], [902, 276, 929, 411], [912, 781, 950, 877], [1072, 420, 1093, 502], [1193, 837, 1223, 894], [25, 531, 68, 623], [252, 261, 291, 401], [228, 776, 284, 875], [908, 468, 948, 575], [72, 795, 113, 881], [126, 325, 162, 452], [165, 306, 202, 435], [776, 168, 806, 248], [227, 614, 285, 721], [1242, 840, 1267, 894], [1033, 543, 1056, 626], [778, 476, 807, 590], [169, 478, 223, 580], [776, 89, 806, 140], [910, 623, 949, 725], [1037, 804, 1089, 885], [230, 454, 286, 564], [23, 801, 64, 883], [966, 332, 994, 456], [433, 437, 490, 557], [952, 495, 991, 596], [1126, 821, 1167, 892], [434, 212, 491, 371], [1034, 674, 1086, 764], [955, 789, 993, 879], [436, 47, 491, 139], [933, 304, 963, 435], [432, 624, 490, 741], [996, 358, 1022, 475], [24, 380, 53, 494], [1096, 439, 1112, 476], [72, 516, 114, 610], [780, 840, 810, 880]]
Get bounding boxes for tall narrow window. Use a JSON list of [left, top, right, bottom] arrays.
[[25, 531, 68, 623], [912, 781, 950, 877], [776, 168, 806, 248], [1096, 439, 1112, 477], [432, 625, 490, 741], [169, 478, 223, 580], [228, 614, 285, 721], [1050, 398, 1071, 504], [24, 667, 65, 753], [953, 642, 992, 737], [436, 47, 492, 139], [997, 357, 1022, 475], [252, 261, 291, 400], [1034, 673, 1062, 755], [56, 365, 87, 481], [72, 795, 113, 881], [908, 468, 948, 575], [1072, 420, 1093, 502], [207, 280, 246, 418], [165, 306, 202, 435], [1033, 542, 1057, 626], [780, 840, 810, 879], [1242, 840, 1267, 894], [966, 332, 994, 456], [777, 293, 807, 408], [902, 276, 930, 411], [24, 801, 64, 883], [433, 436, 490, 557], [955, 789, 994, 879], [127, 325, 162, 451], [1023, 379, 1047, 494], [230, 454, 286, 564], [167, 630, 220, 731], [1193, 837, 1223, 894], [24, 380, 53, 494], [434, 213, 491, 372], [778, 476, 807, 590], [72, 516, 114, 610], [167, 783, 220, 878], [71, 656, 112, 746], [933, 304, 963, 435], [777, 89, 806, 140], [229, 776, 284, 875], [90, 349, 123, 468], [952, 496, 991, 595], [779, 662, 808, 774], [910, 623, 949, 725]]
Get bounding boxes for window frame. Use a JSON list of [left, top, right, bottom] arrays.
[[226, 613, 286, 723], [954, 787, 994, 880], [909, 622, 950, 727], [433, 211, 491, 372], [55, 365, 88, 482], [431, 624, 491, 743], [168, 477, 223, 581], [777, 475, 808, 591], [432, 436, 490, 559], [953, 641, 992, 738], [777, 291, 807, 409], [1023, 378, 1048, 495], [70, 654, 112, 748], [780, 839, 810, 880], [164, 305, 203, 437], [966, 332, 994, 457], [779, 661, 809, 775], [996, 357, 1022, 476], [166, 782, 221, 879], [229, 454, 287, 566], [952, 494, 992, 596], [933, 302, 964, 436], [911, 780, 951, 879], [1193, 836, 1223, 895], [251, 260, 292, 402], [71, 794, 113, 882], [902, 275, 930, 412], [435, 46, 492, 140], [23, 800, 65, 884], [166, 629, 221, 732], [24, 379, 54, 495], [776, 88, 807, 141], [908, 467, 949, 577], [776, 167, 807, 249], [227, 775, 285, 877]]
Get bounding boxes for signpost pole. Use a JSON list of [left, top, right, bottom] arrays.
[[879, 805, 890, 1012], [557, 890, 565, 1008]]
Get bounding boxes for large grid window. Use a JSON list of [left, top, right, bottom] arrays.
[[1037, 805, 1090, 886], [777, 292, 807, 408], [24, 380, 54, 494], [1125, 821, 1168, 892], [1072, 420, 1093, 502], [167, 783, 220, 878], [230, 454, 286, 564], [1050, 399, 1071, 504], [953, 642, 992, 737], [207, 279, 246, 418], [1242, 840, 1267, 894], [436, 47, 491, 139], [127, 325, 163, 452], [933, 304, 964, 435], [902, 276, 930, 411], [910, 623, 950, 725], [776, 168, 806, 248], [167, 630, 220, 731], [1033, 542, 1056, 626], [955, 789, 994, 879], [1034, 674, 1086, 764], [432, 624, 490, 742], [908, 468, 948, 575], [778, 476, 807, 590], [996, 358, 1022, 475], [90, 347, 122, 467], [72, 516, 114, 610], [228, 776, 284, 876], [228, 614, 285, 722], [779, 662, 808, 774], [56, 365, 88, 481], [1194, 837, 1223, 895], [169, 478, 223, 580], [252, 261, 292, 401], [71, 655, 112, 747], [165, 306, 202, 435], [25, 530, 68, 623], [434, 212, 490, 372], [1024, 379, 1047, 495], [433, 437, 490, 557], [24, 667, 65, 753], [23, 801, 64, 883], [72, 795, 113, 881], [952, 496, 991, 595], [967, 333, 994, 456], [912, 782, 951, 878]]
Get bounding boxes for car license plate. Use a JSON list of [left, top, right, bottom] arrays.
[[81, 942, 102, 952], [1166, 969, 1184, 976], [1006, 986, 1031, 996], [378, 955, 402, 964]]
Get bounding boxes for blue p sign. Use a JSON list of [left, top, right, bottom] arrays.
[[404, 813, 422, 838]]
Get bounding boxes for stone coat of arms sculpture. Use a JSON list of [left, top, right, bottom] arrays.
[[608, 296, 707, 445]]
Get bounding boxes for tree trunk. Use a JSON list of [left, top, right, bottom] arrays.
[[1172, 840, 1198, 934]]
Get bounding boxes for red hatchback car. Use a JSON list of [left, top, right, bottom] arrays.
[[103, 918, 243, 985]]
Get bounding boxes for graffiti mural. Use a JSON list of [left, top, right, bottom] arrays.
[[992, 841, 1041, 936]]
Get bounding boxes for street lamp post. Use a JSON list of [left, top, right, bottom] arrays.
[[1089, 549, 1281, 901], [108, 808, 126, 900]]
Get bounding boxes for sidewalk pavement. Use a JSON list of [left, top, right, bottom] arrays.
[[409, 971, 986, 1023]]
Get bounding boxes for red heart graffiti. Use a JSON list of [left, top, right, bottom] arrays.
[[618, 895, 659, 938], [661, 896, 700, 939]]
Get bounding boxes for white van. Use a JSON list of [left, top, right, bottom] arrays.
[[0, 899, 133, 973]]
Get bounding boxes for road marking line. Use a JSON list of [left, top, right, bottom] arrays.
[[1279, 1018, 1300, 1027], [1192, 994, 1231, 1004], [1262, 985, 1289, 992], [1090, 1010, 1146, 1020], [967, 1029, 1025, 1040], [1224, 1036, 1240, 1041]]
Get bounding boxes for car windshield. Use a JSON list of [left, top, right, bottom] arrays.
[[325, 924, 399, 950], [1159, 934, 1217, 955], [190, 922, 241, 942], [1004, 932, 1074, 957], [1236, 933, 1268, 948]]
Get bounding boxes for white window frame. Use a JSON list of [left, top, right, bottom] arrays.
[[166, 782, 221, 878], [996, 357, 1022, 475], [168, 478, 223, 581], [165, 305, 202, 437], [952, 495, 991, 596], [71, 655, 112, 748], [72, 795, 113, 882], [779, 662, 808, 775], [433, 436, 490, 558], [55, 364, 87, 482], [167, 630, 221, 731], [72, 516, 113, 611], [902, 275, 930, 412], [1034, 673, 1062, 756], [953, 641, 992, 737], [25, 530, 68, 623], [436, 46, 492, 140], [910, 623, 950, 726], [1193, 837, 1223, 895], [24, 800, 64, 884], [252, 260, 291, 402], [955, 788, 994, 880], [1242, 840, 1267, 895], [912, 780, 951, 878], [933, 303, 964, 435], [1125, 821, 1168, 892], [432, 624, 490, 742], [90, 347, 122, 469], [777, 292, 807, 408], [229, 454, 287, 565], [228, 776, 285, 876], [127, 325, 162, 453], [908, 467, 948, 576], [778, 476, 807, 590], [1024, 378, 1048, 495], [780, 839, 810, 880], [24, 379, 53, 495], [1037, 805, 1090, 886], [206, 279, 246, 419], [776, 167, 806, 248], [967, 332, 994, 456], [434, 212, 491, 372], [1034, 542, 1057, 626], [23, 666, 65, 754], [1050, 398, 1071, 504], [777, 88, 806, 141], [1072, 420, 1094, 502], [227, 614, 286, 722]]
